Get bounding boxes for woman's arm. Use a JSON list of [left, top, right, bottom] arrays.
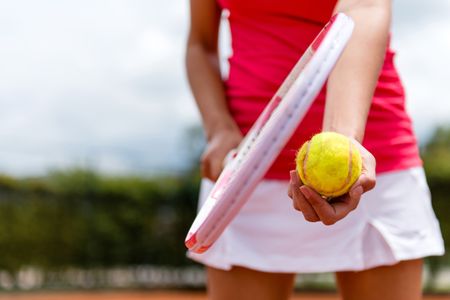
[[324, 0, 391, 141], [289, 0, 388, 225], [186, 0, 242, 180]]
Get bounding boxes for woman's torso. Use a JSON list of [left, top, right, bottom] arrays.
[[218, 0, 422, 179]]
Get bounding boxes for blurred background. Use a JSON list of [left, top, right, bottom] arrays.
[[0, 0, 449, 296]]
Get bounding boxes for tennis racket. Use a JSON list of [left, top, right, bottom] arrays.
[[186, 13, 355, 254]]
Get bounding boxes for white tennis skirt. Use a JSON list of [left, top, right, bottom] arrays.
[[187, 167, 445, 273]]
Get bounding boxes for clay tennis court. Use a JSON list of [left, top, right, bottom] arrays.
[[0, 292, 449, 300]]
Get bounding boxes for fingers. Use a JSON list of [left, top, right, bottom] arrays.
[[299, 186, 361, 226], [347, 156, 376, 199], [349, 185, 364, 200], [287, 184, 293, 198], [327, 194, 360, 223], [350, 173, 375, 197], [352, 140, 376, 193], [200, 152, 223, 181], [299, 186, 336, 225], [209, 158, 223, 181], [288, 170, 362, 226], [287, 140, 377, 226], [200, 129, 243, 181], [200, 153, 209, 179], [289, 171, 320, 222]]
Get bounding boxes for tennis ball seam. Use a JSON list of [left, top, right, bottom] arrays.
[[328, 138, 354, 195], [298, 141, 310, 186]]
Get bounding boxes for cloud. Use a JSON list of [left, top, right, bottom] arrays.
[[0, 1, 448, 176], [392, 0, 450, 34], [0, 0, 199, 176]]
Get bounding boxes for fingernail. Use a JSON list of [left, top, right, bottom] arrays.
[[290, 170, 300, 185], [300, 186, 311, 199], [350, 186, 363, 198]]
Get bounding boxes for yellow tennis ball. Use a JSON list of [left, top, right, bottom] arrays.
[[295, 132, 362, 198]]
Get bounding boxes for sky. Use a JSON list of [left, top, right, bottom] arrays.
[[0, 0, 449, 176]]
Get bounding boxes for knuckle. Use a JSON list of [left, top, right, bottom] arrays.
[[200, 163, 207, 175], [311, 199, 327, 210], [200, 153, 209, 164], [350, 199, 359, 210], [292, 201, 302, 212], [322, 218, 336, 226], [349, 202, 358, 212], [364, 177, 376, 192], [304, 214, 319, 222], [287, 189, 293, 199], [210, 167, 222, 180]]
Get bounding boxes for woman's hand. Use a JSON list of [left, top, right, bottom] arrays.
[[288, 141, 376, 225], [187, 0, 241, 182], [201, 128, 243, 181]]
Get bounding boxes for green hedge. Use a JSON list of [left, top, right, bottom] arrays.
[[0, 127, 448, 277], [421, 127, 450, 280], [0, 169, 200, 273]]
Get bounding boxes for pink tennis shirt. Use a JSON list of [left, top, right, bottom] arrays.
[[218, 0, 422, 180]]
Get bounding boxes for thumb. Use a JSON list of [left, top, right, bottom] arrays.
[[350, 172, 376, 196]]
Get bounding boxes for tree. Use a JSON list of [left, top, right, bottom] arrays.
[[421, 126, 450, 288]]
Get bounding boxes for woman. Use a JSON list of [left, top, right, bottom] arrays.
[[185, 0, 445, 299]]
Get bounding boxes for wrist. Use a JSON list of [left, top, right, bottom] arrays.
[[322, 113, 367, 143], [205, 118, 240, 141], [322, 126, 364, 143]]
